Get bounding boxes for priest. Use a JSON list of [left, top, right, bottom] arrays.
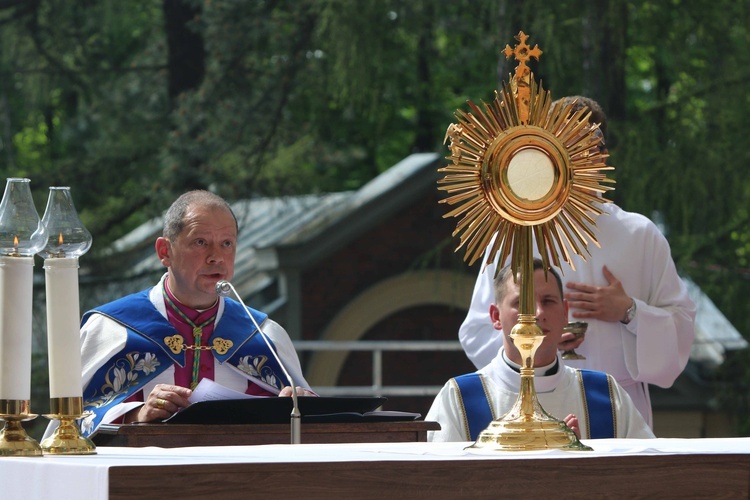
[[49, 190, 314, 438]]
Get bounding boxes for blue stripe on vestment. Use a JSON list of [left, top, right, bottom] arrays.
[[579, 369, 615, 439], [453, 373, 492, 441], [454, 369, 616, 441]]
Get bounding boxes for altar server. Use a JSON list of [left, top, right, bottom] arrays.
[[427, 259, 654, 442]]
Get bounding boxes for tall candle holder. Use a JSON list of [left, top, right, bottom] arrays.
[[0, 178, 47, 457], [38, 187, 95, 455]]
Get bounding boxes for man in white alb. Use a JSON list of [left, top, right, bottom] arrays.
[[458, 96, 696, 428], [427, 259, 654, 442]]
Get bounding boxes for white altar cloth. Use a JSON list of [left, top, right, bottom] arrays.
[[2, 437, 749, 499]]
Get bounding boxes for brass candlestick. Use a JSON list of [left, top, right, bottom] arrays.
[[0, 399, 42, 456], [41, 397, 96, 455], [439, 32, 613, 451]]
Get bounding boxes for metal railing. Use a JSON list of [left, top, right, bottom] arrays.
[[293, 340, 464, 397]]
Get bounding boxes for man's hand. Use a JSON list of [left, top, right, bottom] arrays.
[[558, 330, 585, 352], [124, 384, 193, 423], [279, 386, 316, 397], [564, 265, 633, 323], [563, 414, 581, 439]]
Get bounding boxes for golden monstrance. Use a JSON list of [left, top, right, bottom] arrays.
[[439, 32, 614, 451]]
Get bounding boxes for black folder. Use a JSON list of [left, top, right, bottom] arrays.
[[163, 396, 390, 425]]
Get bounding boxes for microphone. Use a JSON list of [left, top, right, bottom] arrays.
[[216, 280, 301, 444]]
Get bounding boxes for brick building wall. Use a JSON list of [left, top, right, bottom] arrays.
[[299, 189, 473, 341], [296, 188, 481, 414]]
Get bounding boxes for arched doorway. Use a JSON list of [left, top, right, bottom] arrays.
[[306, 270, 476, 386]]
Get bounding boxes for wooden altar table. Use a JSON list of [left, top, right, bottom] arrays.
[[2, 438, 748, 499]]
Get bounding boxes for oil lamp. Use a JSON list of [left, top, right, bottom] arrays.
[[38, 186, 95, 455], [0, 178, 46, 456]]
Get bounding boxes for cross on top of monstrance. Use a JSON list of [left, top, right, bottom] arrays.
[[503, 31, 542, 75], [438, 31, 614, 451], [502, 31, 541, 125]]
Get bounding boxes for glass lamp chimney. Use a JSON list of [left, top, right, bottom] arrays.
[[0, 178, 46, 256], [39, 187, 92, 259]]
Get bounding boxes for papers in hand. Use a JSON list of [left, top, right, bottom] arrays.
[[188, 378, 268, 404]]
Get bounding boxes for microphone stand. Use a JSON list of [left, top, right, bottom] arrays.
[[216, 281, 301, 444]]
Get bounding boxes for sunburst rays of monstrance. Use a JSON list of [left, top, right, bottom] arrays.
[[438, 32, 614, 451]]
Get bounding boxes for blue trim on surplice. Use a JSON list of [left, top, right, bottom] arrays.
[[80, 289, 289, 437], [579, 369, 615, 439], [454, 373, 493, 441], [454, 369, 616, 441]]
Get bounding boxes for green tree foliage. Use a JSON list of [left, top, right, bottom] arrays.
[[0, 0, 167, 242], [1, 0, 749, 431]]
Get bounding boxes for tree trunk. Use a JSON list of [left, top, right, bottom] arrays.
[[496, 0, 522, 92], [602, 2, 628, 126], [162, 0, 207, 193], [414, 4, 436, 152], [163, 0, 205, 101]]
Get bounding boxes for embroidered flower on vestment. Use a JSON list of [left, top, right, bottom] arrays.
[[112, 367, 127, 392], [262, 373, 278, 389], [84, 351, 160, 410], [238, 355, 267, 377], [79, 413, 96, 435], [236, 354, 282, 389], [135, 353, 160, 375]]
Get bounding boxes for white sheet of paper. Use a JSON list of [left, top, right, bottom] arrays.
[[188, 378, 268, 403], [364, 410, 421, 418]]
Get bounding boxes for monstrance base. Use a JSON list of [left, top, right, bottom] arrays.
[[467, 414, 592, 452]]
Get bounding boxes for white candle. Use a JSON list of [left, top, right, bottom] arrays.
[[0, 256, 35, 401], [44, 257, 83, 399]]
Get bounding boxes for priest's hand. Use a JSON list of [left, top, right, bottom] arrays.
[[564, 265, 632, 323], [125, 384, 193, 423], [563, 414, 581, 439], [279, 386, 316, 397]]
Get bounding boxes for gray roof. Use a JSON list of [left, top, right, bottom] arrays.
[[685, 277, 748, 368], [107, 152, 442, 300]]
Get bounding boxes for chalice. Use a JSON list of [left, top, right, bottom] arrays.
[[561, 321, 588, 360]]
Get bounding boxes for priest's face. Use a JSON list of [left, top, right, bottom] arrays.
[[490, 267, 569, 366], [156, 203, 237, 309]]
